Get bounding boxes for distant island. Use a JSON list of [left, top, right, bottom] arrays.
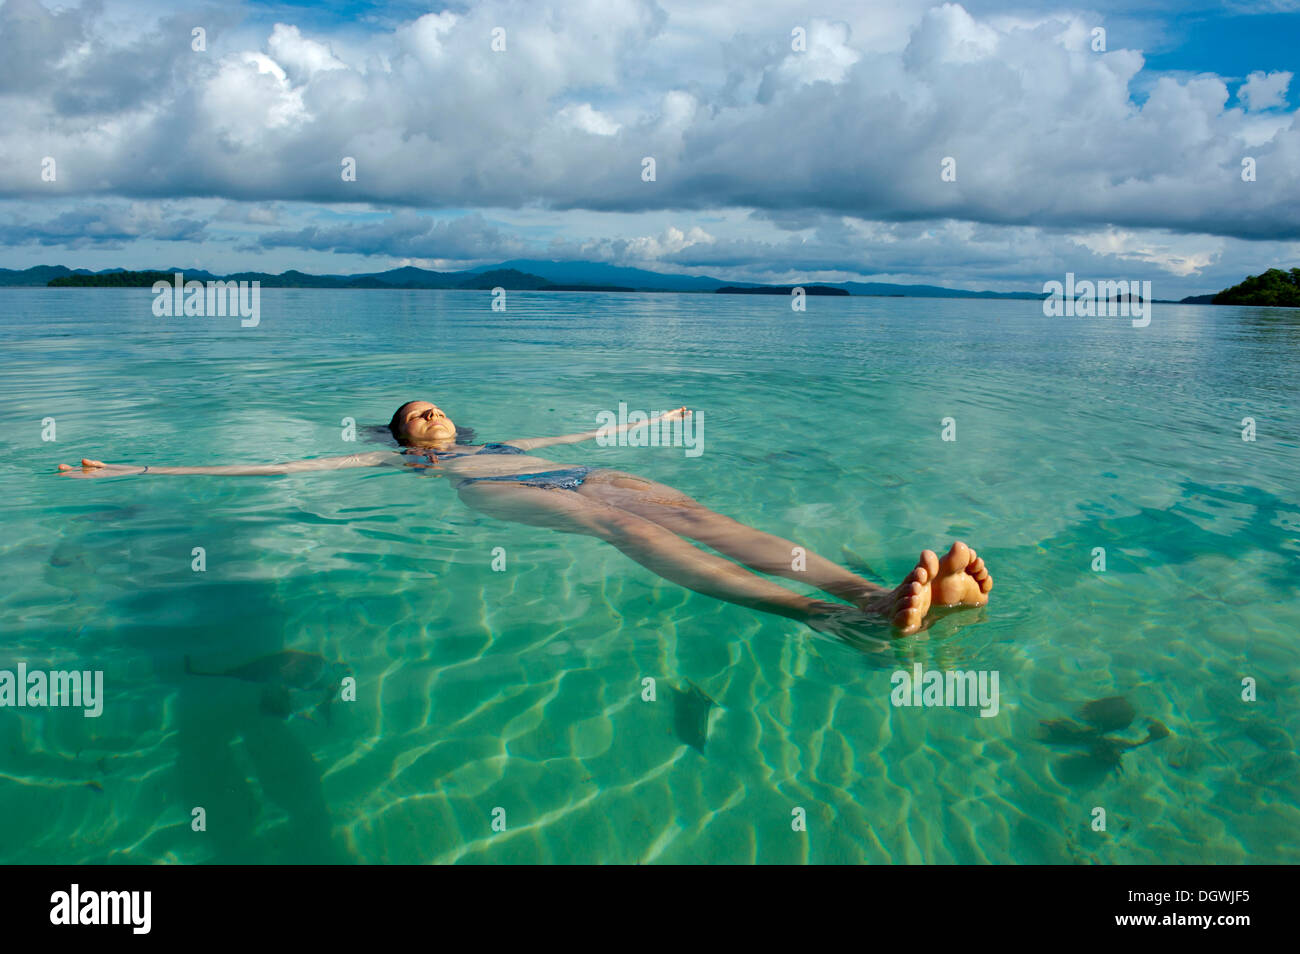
[[1208, 268, 1300, 307], [2, 261, 1295, 306], [715, 285, 848, 295]]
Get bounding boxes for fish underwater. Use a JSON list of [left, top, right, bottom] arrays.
[[1080, 696, 1137, 732], [671, 681, 717, 754], [184, 651, 350, 723], [1039, 695, 1170, 786]]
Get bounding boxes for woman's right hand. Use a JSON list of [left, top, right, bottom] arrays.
[[56, 458, 146, 478]]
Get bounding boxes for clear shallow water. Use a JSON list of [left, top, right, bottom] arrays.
[[0, 288, 1297, 864]]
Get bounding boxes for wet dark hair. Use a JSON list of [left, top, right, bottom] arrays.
[[387, 402, 418, 443], [378, 402, 475, 447]]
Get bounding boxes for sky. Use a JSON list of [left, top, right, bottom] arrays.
[[0, 0, 1297, 295]]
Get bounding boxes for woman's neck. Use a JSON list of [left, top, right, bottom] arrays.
[[406, 439, 457, 453]]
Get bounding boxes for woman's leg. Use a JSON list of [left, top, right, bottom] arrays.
[[574, 470, 992, 634], [456, 479, 883, 639], [575, 470, 884, 602]]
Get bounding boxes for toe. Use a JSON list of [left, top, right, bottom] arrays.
[[891, 585, 924, 630], [920, 549, 940, 579], [939, 541, 971, 574], [892, 604, 922, 634]]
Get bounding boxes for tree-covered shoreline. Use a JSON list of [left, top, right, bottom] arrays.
[[47, 270, 181, 288], [1212, 268, 1300, 307]]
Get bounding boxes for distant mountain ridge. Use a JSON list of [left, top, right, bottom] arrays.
[[470, 259, 725, 291], [37, 266, 550, 290], [4, 261, 1051, 299], [0, 265, 96, 285], [8, 261, 1282, 303]]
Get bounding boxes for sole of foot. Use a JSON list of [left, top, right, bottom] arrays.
[[869, 540, 993, 636]]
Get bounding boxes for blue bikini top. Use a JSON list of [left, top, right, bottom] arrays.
[[403, 442, 526, 465]]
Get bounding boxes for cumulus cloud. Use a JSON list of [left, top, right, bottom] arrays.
[[0, 202, 207, 248], [756, 19, 861, 102], [617, 225, 715, 259], [0, 0, 1294, 242], [267, 24, 346, 79], [1239, 70, 1292, 111]]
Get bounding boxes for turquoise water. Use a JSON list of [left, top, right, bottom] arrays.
[[1, 288, 1297, 864]]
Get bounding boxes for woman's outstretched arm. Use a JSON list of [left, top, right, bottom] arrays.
[[502, 406, 690, 452], [56, 450, 402, 478]]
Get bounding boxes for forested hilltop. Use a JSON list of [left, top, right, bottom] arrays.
[[1212, 268, 1300, 307]]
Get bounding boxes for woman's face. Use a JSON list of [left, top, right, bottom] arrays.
[[394, 401, 456, 445]]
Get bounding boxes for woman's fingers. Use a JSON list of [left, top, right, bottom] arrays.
[[56, 458, 106, 475]]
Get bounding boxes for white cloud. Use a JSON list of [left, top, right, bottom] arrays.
[[399, 11, 459, 62], [765, 19, 861, 91], [268, 24, 346, 79], [0, 0, 1297, 268], [622, 225, 715, 259], [556, 103, 621, 136], [904, 3, 1001, 67], [1067, 228, 1221, 276], [198, 52, 310, 146], [1239, 70, 1292, 111]]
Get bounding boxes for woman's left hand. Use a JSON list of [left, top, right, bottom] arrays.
[[56, 458, 145, 478]]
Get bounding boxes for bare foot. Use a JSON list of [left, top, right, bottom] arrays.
[[864, 541, 993, 636]]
